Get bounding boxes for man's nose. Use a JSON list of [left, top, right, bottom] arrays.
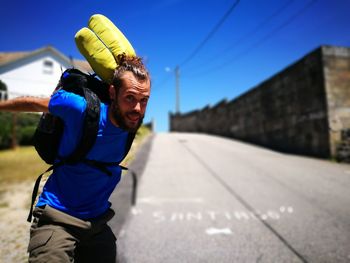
[[134, 102, 141, 112]]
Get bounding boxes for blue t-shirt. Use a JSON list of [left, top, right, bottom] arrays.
[[36, 90, 128, 219]]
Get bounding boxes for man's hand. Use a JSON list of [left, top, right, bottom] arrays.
[[0, 97, 50, 113]]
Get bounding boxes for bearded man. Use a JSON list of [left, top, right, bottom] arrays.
[[0, 55, 151, 262]]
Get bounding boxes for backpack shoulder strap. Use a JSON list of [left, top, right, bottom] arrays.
[[55, 68, 102, 163], [27, 162, 64, 222], [63, 87, 101, 164], [125, 132, 136, 158]]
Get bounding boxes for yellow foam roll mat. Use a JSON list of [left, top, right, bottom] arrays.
[[75, 27, 117, 83], [88, 14, 136, 61], [75, 14, 136, 83]]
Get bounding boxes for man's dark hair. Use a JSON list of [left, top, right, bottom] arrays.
[[112, 54, 150, 89]]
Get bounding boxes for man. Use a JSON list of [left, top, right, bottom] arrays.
[[0, 55, 151, 262]]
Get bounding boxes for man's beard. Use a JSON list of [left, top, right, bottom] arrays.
[[111, 103, 144, 133]]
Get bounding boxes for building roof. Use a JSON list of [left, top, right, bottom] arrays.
[[71, 59, 93, 72], [0, 46, 92, 72]]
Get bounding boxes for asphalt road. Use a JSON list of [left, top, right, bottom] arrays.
[[112, 133, 350, 263]]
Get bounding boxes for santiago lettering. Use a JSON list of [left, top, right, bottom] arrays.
[[131, 206, 294, 223]]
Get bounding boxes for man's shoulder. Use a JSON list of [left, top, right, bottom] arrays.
[[49, 89, 87, 118], [51, 89, 85, 103]]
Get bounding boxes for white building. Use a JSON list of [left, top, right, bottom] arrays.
[[0, 46, 91, 100]]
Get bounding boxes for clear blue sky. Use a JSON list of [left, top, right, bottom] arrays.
[[1, 0, 349, 132]]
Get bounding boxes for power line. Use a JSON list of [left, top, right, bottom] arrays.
[[172, 0, 240, 113], [187, 0, 295, 72], [186, 0, 318, 78], [179, 0, 240, 67]]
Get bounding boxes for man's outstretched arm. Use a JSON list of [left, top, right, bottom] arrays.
[[0, 97, 50, 113]]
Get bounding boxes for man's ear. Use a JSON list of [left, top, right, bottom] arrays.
[[109, 85, 116, 101]]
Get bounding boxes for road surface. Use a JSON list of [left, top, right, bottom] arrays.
[[112, 133, 350, 263]]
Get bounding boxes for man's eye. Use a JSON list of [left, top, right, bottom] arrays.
[[126, 96, 135, 102]]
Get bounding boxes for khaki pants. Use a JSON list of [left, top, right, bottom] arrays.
[[28, 205, 117, 263]]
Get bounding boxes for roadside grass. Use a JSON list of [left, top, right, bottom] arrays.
[[0, 147, 49, 185]]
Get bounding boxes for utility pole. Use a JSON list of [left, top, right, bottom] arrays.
[[175, 66, 180, 113]]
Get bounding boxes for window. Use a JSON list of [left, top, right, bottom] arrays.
[[43, 60, 54, 74], [0, 80, 7, 101], [0, 90, 8, 101]]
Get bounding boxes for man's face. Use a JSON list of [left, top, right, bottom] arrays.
[[109, 71, 150, 132]]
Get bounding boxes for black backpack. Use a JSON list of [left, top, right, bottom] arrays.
[[27, 68, 135, 222]]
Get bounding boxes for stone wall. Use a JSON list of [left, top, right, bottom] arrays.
[[170, 46, 350, 160], [323, 47, 350, 159]]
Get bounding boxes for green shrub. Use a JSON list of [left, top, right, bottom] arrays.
[[18, 125, 36, 145], [0, 112, 40, 149], [0, 112, 12, 149]]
